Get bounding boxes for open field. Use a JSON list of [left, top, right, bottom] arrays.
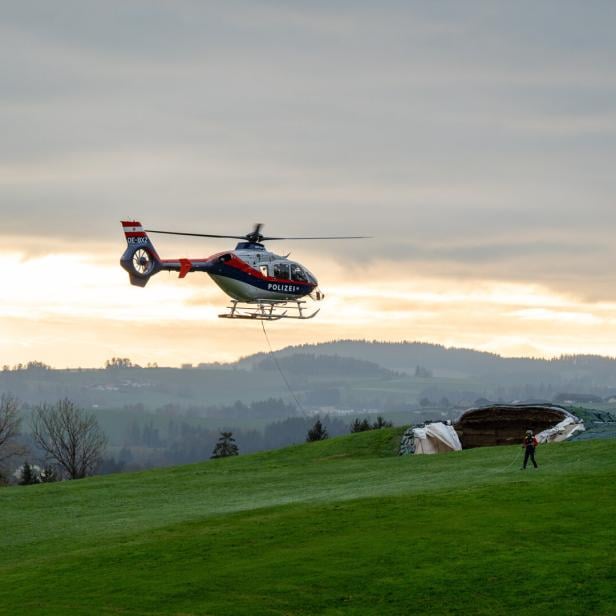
[[1, 429, 615, 615]]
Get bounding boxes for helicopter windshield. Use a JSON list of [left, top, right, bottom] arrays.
[[291, 264, 308, 282], [270, 261, 315, 283]]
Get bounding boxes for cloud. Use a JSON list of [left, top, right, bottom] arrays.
[[1, 249, 615, 366], [2, 1, 616, 364]]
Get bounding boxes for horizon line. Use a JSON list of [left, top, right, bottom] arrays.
[[3, 339, 616, 371]]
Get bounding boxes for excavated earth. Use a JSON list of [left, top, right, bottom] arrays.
[[454, 404, 575, 448]]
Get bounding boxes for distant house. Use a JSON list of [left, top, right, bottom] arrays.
[[553, 393, 604, 405]]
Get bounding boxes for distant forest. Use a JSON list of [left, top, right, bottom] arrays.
[[2, 340, 616, 478], [101, 414, 353, 473]]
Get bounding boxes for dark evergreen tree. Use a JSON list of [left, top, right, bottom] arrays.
[[372, 416, 393, 429], [210, 431, 239, 459], [350, 418, 363, 433], [306, 419, 328, 442], [350, 418, 371, 433], [19, 461, 35, 485]]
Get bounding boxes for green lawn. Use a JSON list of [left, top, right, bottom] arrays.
[[1, 429, 615, 615]]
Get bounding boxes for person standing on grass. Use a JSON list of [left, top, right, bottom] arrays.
[[521, 429, 539, 469]]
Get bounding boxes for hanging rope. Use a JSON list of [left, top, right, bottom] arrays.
[[497, 446, 522, 472], [260, 320, 306, 416]]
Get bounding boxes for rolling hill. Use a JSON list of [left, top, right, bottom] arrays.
[[1, 429, 615, 615], [4, 342, 616, 414]]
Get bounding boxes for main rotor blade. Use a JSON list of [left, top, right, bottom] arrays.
[[145, 229, 247, 240], [145, 228, 371, 242], [261, 236, 371, 240]]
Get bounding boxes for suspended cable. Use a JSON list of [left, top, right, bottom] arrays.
[[260, 320, 306, 416]]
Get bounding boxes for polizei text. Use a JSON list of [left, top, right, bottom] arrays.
[[267, 283, 301, 293]]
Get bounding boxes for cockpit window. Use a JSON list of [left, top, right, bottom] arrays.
[[273, 263, 290, 279], [291, 265, 308, 282]]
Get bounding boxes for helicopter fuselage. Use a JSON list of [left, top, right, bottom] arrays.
[[120, 222, 321, 304], [203, 243, 319, 302]]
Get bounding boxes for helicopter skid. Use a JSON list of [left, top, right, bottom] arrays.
[[219, 300, 320, 321]]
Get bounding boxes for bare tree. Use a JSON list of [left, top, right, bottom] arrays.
[[0, 394, 22, 463], [31, 399, 107, 479]]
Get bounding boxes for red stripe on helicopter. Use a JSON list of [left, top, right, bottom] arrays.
[[227, 256, 257, 275], [160, 258, 212, 264], [124, 231, 147, 238]]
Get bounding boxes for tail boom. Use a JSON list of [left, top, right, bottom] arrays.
[[120, 221, 215, 287]]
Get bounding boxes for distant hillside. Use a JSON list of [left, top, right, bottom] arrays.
[[237, 340, 504, 375], [237, 340, 616, 384], [3, 341, 616, 414], [252, 353, 400, 379], [0, 353, 398, 410]]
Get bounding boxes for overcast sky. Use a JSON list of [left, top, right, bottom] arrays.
[[1, 1, 616, 367]]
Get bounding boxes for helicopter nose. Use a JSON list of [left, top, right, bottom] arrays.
[[311, 288, 325, 301]]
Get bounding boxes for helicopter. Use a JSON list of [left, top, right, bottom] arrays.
[[120, 221, 366, 320]]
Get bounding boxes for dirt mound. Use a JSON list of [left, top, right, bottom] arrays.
[[454, 404, 578, 448]]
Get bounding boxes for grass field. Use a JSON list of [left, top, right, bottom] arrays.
[[1, 429, 615, 615]]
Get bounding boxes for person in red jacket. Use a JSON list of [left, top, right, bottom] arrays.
[[522, 429, 539, 469]]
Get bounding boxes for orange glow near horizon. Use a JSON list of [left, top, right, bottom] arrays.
[[1, 249, 615, 368]]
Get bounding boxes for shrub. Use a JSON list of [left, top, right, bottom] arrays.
[[306, 419, 328, 442]]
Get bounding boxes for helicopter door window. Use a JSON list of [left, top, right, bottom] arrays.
[[260, 265, 269, 277], [291, 265, 307, 282], [273, 263, 290, 280]]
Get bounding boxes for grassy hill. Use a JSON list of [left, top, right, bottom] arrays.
[[1, 429, 615, 615]]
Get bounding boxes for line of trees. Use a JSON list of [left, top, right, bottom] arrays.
[[1, 361, 52, 372], [350, 416, 393, 433], [306, 414, 394, 442], [1, 393, 400, 485], [0, 396, 107, 485], [120, 415, 352, 466], [115, 413, 397, 470]]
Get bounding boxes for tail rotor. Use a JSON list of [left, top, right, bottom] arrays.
[[132, 248, 155, 276], [120, 221, 161, 287]]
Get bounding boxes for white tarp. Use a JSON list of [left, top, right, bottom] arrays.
[[536, 417, 585, 443], [412, 422, 462, 454]]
